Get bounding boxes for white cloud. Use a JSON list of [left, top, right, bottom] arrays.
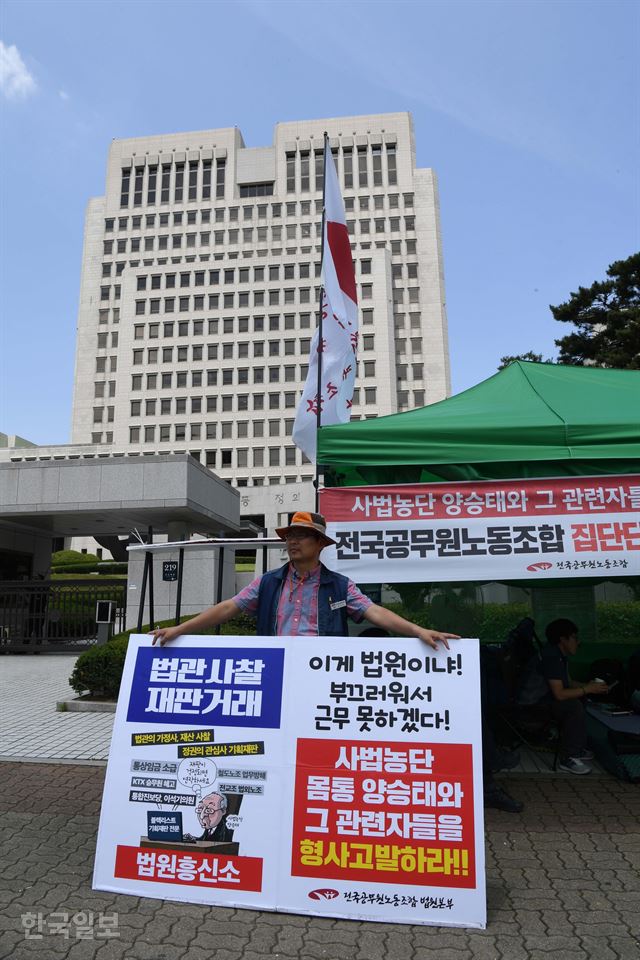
[[0, 41, 37, 100], [59, 89, 69, 101]]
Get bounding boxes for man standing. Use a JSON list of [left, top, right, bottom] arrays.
[[151, 511, 458, 650]]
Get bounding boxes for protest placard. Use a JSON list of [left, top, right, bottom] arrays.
[[93, 634, 485, 927]]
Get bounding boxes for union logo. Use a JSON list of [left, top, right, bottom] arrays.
[[308, 889, 340, 901]]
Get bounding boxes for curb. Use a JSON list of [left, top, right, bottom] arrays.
[[56, 699, 117, 713]]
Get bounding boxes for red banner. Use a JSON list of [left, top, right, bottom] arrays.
[[291, 739, 475, 888], [114, 845, 263, 892], [321, 476, 640, 522]]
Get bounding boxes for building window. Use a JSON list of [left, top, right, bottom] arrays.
[[387, 144, 397, 185], [357, 147, 368, 188], [309, 149, 321, 192], [174, 162, 184, 202], [343, 147, 353, 189], [188, 160, 198, 201], [133, 166, 144, 206], [120, 168, 131, 207], [147, 165, 157, 205], [239, 182, 274, 198], [286, 152, 296, 193], [372, 145, 382, 187], [300, 151, 310, 192], [160, 164, 171, 203], [365, 387, 377, 404], [202, 160, 212, 200], [216, 157, 226, 198]]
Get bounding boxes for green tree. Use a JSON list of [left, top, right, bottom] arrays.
[[498, 351, 545, 370], [552, 252, 640, 368]]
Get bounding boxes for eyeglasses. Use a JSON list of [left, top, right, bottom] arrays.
[[284, 530, 317, 540], [199, 804, 223, 815]]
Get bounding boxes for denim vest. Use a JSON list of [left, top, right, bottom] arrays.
[[256, 562, 350, 636]]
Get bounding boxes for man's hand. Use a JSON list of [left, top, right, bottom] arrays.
[[584, 680, 609, 696], [414, 627, 460, 652], [363, 603, 460, 650], [150, 625, 183, 647], [149, 600, 241, 646]]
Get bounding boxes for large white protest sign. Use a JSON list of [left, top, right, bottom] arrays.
[[94, 635, 485, 928], [320, 475, 640, 583]]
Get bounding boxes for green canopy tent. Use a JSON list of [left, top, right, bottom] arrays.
[[318, 361, 640, 487], [318, 362, 640, 658]]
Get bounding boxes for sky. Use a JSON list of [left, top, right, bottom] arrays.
[[1, 0, 638, 445]]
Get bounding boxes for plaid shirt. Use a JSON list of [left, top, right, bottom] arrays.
[[233, 564, 372, 636]]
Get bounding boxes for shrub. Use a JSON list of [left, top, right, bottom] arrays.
[[69, 613, 258, 697], [70, 635, 130, 697], [52, 562, 99, 574], [477, 603, 532, 642], [596, 601, 640, 644], [52, 549, 99, 566], [97, 562, 128, 575]]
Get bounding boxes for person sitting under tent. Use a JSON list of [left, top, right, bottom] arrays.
[[539, 618, 610, 775]]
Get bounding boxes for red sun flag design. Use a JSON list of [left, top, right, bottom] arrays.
[[327, 221, 357, 304]]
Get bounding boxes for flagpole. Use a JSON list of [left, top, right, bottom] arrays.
[[314, 132, 329, 513]]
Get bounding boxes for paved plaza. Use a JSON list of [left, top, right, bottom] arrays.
[[0, 654, 638, 959], [0, 654, 113, 764]]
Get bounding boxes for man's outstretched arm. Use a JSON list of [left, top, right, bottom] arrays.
[[363, 604, 459, 651], [150, 599, 241, 646]]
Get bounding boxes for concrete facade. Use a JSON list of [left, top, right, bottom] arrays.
[[66, 112, 450, 533], [0, 456, 243, 618]]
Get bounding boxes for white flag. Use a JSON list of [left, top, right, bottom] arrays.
[[292, 141, 358, 463]]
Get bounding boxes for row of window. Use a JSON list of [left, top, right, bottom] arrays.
[[81, 437, 315, 483], [127, 281, 417, 311], [102, 216, 416, 255], [127, 386, 379, 414], [286, 143, 399, 194], [130, 333, 375, 364], [125, 431, 309, 470], [129, 259, 419, 288], [119, 141, 401, 209], [135, 263, 316, 287], [128, 412, 287, 438], [106, 193, 415, 233], [127, 309, 376, 338], [120, 158, 226, 208], [132, 289, 321, 313], [100, 244, 418, 280]]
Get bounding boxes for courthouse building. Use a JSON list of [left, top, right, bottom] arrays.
[[7, 112, 451, 540]]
